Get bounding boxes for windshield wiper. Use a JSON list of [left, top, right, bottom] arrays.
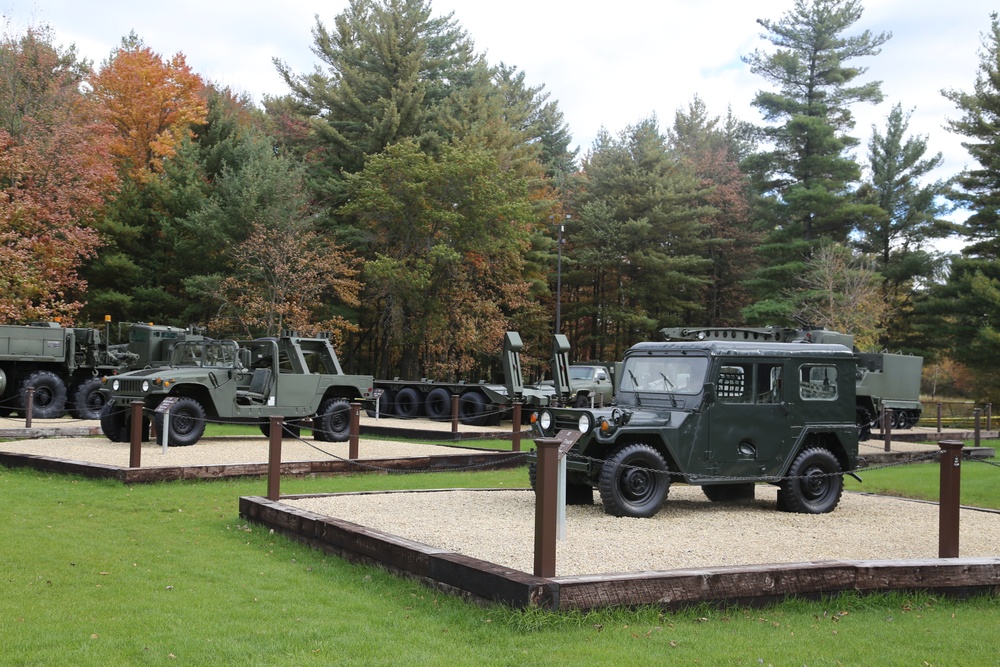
[[627, 370, 643, 407], [659, 373, 678, 407]]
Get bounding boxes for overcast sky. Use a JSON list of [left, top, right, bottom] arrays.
[[3, 1, 995, 213]]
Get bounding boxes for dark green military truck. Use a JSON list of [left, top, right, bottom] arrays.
[[529, 339, 860, 518], [99, 332, 374, 446]]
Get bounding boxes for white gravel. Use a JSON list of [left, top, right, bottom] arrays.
[[285, 486, 1000, 577], [3, 419, 998, 578]]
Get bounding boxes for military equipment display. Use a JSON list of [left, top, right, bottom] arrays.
[[0, 321, 198, 420], [529, 338, 861, 518], [98, 331, 374, 446], [661, 323, 924, 439], [370, 332, 550, 426]]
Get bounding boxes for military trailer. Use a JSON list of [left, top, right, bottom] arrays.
[[0, 321, 197, 420], [662, 324, 924, 439], [529, 339, 860, 518], [98, 332, 374, 446]]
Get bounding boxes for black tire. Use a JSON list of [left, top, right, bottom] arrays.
[[896, 411, 911, 429], [394, 387, 423, 418], [778, 447, 844, 514], [69, 377, 106, 420], [424, 388, 452, 420], [316, 398, 351, 442], [458, 391, 489, 426], [702, 483, 755, 502], [366, 389, 395, 418], [259, 419, 301, 439], [528, 463, 594, 505], [99, 402, 129, 442], [598, 443, 670, 518], [19, 370, 68, 419], [856, 406, 873, 441], [573, 393, 590, 408], [153, 396, 206, 447]]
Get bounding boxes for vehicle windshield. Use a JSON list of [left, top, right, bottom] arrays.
[[569, 366, 597, 381], [170, 341, 239, 368], [619, 356, 708, 395]]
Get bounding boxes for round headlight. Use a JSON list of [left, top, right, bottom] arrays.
[[578, 413, 592, 434], [539, 410, 553, 432], [112, 379, 120, 391], [141, 380, 150, 392]]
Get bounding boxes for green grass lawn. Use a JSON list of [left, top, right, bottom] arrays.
[[2, 461, 999, 666]]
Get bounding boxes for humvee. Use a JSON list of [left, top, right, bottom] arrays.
[[529, 339, 860, 518], [99, 332, 373, 446]]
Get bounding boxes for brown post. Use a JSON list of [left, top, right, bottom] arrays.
[[938, 440, 963, 558], [936, 402, 943, 434], [24, 386, 34, 428], [987, 403, 993, 432], [451, 394, 460, 434], [511, 402, 523, 452], [883, 407, 892, 452], [129, 400, 143, 468], [974, 409, 981, 448], [533, 437, 560, 578], [349, 402, 360, 460], [267, 416, 283, 501]]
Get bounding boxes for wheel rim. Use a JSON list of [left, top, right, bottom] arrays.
[[34, 388, 54, 407], [801, 465, 830, 500], [174, 411, 196, 435], [619, 465, 657, 503], [330, 409, 347, 432]]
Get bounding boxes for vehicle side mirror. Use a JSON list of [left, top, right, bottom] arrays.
[[702, 383, 716, 404]]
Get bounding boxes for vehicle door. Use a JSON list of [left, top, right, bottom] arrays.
[[706, 359, 789, 476]]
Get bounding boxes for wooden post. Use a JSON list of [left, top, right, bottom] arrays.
[[349, 402, 360, 460], [511, 401, 522, 452], [534, 437, 560, 578], [451, 394, 459, 434], [936, 402, 943, 434], [974, 409, 981, 448], [883, 407, 892, 452], [987, 403, 993, 432], [129, 400, 143, 468], [24, 386, 34, 428], [938, 440, 963, 558], [267, 416, 283, 501]]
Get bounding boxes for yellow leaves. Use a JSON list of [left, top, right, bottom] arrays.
[[90, 44, 207, 183]]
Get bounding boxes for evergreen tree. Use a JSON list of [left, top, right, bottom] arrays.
[[270, 0, 477, 207], [942, 12, 1000, 261], [742, 0, 890, 322], [569, 118, 711, 359]]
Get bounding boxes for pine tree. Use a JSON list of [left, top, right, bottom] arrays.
[[942, 12, 1000, 260], [742, 0, 889, 323]]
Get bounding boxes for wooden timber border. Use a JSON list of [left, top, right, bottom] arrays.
[[0, 450, 524, 484], [239, 492, 1000, 611]]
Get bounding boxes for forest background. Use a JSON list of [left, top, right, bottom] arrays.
[[3, 0, 1000, 402]]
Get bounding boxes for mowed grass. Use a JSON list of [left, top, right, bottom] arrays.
[[847, 441, 1000, 510], [2, 461, 999, 666]]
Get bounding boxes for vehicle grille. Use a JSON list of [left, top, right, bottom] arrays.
[[117, 379, 149, 395]]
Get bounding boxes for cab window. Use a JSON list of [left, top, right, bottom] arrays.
[[799, 364, 838, 400]]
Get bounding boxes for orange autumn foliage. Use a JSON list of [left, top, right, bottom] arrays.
[[90, 38, 207, 181]]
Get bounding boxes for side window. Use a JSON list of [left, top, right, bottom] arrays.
[[756, 363, 783, 404], [799, 364, 838, 400], [717, 364, 751, 403]]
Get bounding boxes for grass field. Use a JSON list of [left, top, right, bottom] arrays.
[[2, 437, 999, 665]]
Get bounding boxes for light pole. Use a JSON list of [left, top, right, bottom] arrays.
[[555, 214, 569, 334]]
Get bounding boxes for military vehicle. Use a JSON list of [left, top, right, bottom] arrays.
[[98, 332, 374, 446], [662, 323, 924, 439], [539, 364, 615, 407], [372, 332, 560, 425], [0, 321, 197, 420], [529, 338, 860, 518]]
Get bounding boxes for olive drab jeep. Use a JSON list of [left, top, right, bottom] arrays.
[[528, 340, 860, 518], [98, 332, 373, 446]]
